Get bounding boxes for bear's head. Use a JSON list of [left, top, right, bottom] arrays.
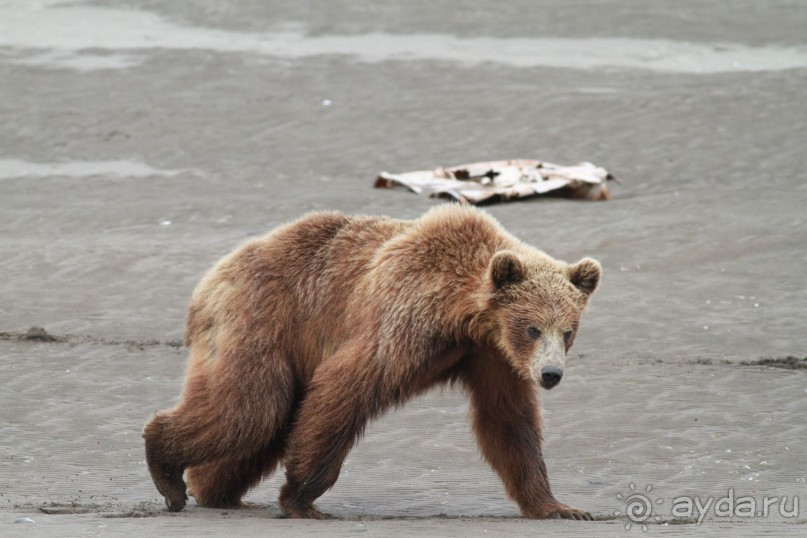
[[486, 250, 601, 389]]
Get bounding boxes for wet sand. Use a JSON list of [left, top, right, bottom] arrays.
[[1, 1, 806, 536]]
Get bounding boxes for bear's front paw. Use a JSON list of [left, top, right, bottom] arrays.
[[279, 482, 329, 519], [280, 501, 327, 519], [531, 503, 593, 521]]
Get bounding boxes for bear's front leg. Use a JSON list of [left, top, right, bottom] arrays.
[[279, 340, 390, 519], [462, 355, 593, 521]]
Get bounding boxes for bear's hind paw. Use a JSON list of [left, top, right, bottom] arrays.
[[152, 470, 188, 512], [164, 490, 188, 512]]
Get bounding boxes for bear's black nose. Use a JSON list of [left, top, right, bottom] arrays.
[[540, 366, 564, 389]]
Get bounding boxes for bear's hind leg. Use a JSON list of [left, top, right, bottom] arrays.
[[143, 353, 296, 512], [143, 411, 191, 511], [186, 432, 288, 508]]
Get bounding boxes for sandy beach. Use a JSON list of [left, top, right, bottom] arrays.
[[1, 1, 806, 536]]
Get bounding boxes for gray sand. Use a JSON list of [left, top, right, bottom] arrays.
[[1, 1, 805, 536]]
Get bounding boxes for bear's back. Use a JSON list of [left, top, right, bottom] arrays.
[[185, 212, 410, 341]]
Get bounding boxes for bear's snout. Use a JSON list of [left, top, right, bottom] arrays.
[[540, 366, 564, 389]]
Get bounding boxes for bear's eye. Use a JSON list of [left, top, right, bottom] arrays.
[[527, 326, 541, 339], [563, 330, 574, 343]]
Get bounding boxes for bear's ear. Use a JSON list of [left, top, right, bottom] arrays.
[[489, 250, 527, 290], [568, 257, 602, 297]]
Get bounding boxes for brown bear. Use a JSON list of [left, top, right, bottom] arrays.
[[143, 204, 601, 520]]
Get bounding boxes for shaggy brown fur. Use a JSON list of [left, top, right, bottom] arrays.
[[143, 204, 601, 520]]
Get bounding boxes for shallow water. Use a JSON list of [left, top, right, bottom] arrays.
[[2, 0, 806, 73]]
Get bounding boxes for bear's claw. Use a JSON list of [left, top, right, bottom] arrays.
[[545, 504, 593, 521], [279, 498, 327, 519], [530, 503, 593, 521]]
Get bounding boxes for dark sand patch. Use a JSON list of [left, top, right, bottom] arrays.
[[740, 356, 807, 370], [0, 327, 182, 349]]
